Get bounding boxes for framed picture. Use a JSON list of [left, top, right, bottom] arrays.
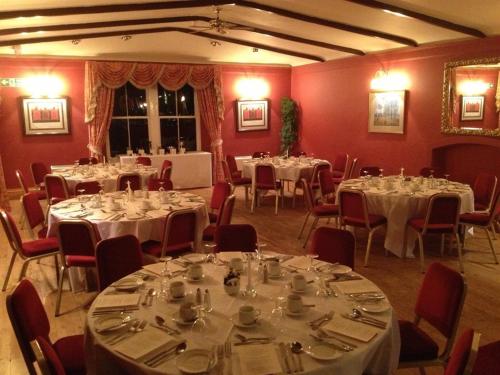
[[461, 95, 484, 121], [368, 90, 406, 134], [20, 97, 70, 135], [236, 99, 269, 132]]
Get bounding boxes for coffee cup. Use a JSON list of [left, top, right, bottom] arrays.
[[292, 274, 306, 291], [141, 200, 151, 210], [170, 281, 185, 298], [179, 301, 197, 322], [287, 294, 303, 313], [239, 305, 260, 325], [267, 260, 281, 277], [187, 264, 203, 280], [229, 258, 244, 273]]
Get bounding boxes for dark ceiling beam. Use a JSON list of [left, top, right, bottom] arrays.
[[346, 0, 485, 38], [0, 0, 417, 46], [0, 16, 364, 55], [0, 26, 325, 62]]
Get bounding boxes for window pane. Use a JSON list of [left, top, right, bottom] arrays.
[[129, 119, 149, 152], [109, 119, 129, 156], [158, 85, 176, 116], [160, 119, 179, 149], [126, 82, 147, 116], [177, 84, 195, 116], [113, 85, 127, 116], [179, 118, 196, 151]]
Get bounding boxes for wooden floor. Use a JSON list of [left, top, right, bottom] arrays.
[[1, 187, 499, 374]]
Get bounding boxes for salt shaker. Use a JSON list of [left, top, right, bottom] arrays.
[[203, 289, 212, 312]]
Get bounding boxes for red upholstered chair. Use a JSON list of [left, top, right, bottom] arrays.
[[160, 160, 173, 180], [293, 161, 330, 208], [398, 262, 467, 372], [251, 163, 283, 215], [44, 174, 70, 206], [298, 178, 339, 248], [6, 279, 85, 375], [252, 151, 271, 158], [16, 169, 46, 201], [459, 189, 499, 265], [472, 339, 500, 375], [74, 181, 100, 195], [1, 210, 59, 291], [318, 169, 336, 204], [147, 178, 173, 191], [117, 172, 141, 191], [55, 219, 98, 316], [444, 329, 480, 375], [142, 209, 198, 258], [331, 153, 349, 184], [96, 234, 143, 291], [214, 224, 258, 252], [136, 156, 152, 166], [203, 195, 236, 242], [472, 173, 497, 211], [309, 227, 355, 269], [31, 162, 49, 190], [221, 160, 251, 206], [226, 155, 242, 179], [359, 166, 382, 177], [22, 192, 49, 240], [407, 193, 463, 273], [33, 336, 67, 375], [209, 182, 231, 223], [338, 188, 387, 266]]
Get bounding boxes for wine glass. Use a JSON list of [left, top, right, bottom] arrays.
[[77, 189, 86, 202], [191, 304, 207, 333], [306, 253, 319, 271], [270, 284, 287, 333], [204, 243, 217, 263]]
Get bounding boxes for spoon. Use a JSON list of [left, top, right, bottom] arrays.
[[145, 342, 187, 367], [155, 315, 181, 334], [290, 341, 304, 372], [350, 308, 386, 327], [235, 333, 274, 342]]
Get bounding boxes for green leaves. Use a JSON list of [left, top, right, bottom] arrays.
[[280, 97, 297, 154]]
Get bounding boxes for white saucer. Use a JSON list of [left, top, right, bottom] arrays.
[[168, 293, 187, 302], [113, 277, 144, 292], [172, 311, 196, 326], [176, 349, 217, 374], [94, 314, 132, 333], [184, 274, 205, 282], [289, 284, 308, 294], [330, 265, 352, 275], [359, 300, 390, 313], [231, 313, 259, 328], [182, 253, 206, 264], [305, 343, 342, 361], [285, 306, 309, 317], [268, 271, 285, 279]]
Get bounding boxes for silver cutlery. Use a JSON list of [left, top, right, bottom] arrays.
[[106, 320, 140, 345], [351, 308, 387, 326], [145, 342, 187, 367], [341, 313, 386, 329], [279, 342, 292, 374], [309, 334, 353, 352], [225, 340, 232, 375], [235, 333, 275, 343], [290, 342, 304, 372], [216, 344, 225, 375], [317, 328, 358, 349], [142, 289, 154, 307], [155, 316, 181, 335], [309, 311, 334, 329]]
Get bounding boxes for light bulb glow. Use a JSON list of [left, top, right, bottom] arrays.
[[24, 75, 64, 98], [235, 78, 269, 99], [458, 80, 490, 95], [370, 70, 409, 91]]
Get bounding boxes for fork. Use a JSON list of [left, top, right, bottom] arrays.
[[106, 320, 140, 345], [225, 340, 232, 375], [216, 344, 225, 375]]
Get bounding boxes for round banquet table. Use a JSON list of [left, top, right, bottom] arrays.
[[47, 190, 208, 246], [51, 164, 157, 194], [84, 254, 400, 375], [338, 177, 474, 257]]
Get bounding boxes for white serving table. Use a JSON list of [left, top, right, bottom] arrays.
[[120, 152, 212, 189]]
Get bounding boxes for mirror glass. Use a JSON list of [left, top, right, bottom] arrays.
[[441, 57, 500, 137]]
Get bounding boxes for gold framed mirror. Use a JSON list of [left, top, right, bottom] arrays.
[[441, 57, 500, 138]]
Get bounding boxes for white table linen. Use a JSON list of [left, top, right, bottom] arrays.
[[85, 255, 400, 375], [242, 158, 328, 183], [337, 177, 474, 257]]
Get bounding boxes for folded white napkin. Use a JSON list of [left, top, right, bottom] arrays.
[[323, 315, 378, 343], [115, 327, 179, 361], [334, 280, 380, 295], [282, 256, 310, 270], [93, 294, 141, 310], [234, 344, 282, 375]]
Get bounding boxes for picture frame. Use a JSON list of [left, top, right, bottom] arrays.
[[461, 95, 484, 121], [368, 90, 406, 134], [236, 99, 269, 132], [20, 96, 70, 135]]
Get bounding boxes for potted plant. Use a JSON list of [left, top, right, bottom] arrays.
[[280, 97, 298, 156]]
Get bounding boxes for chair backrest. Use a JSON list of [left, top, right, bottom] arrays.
[[252, 151, 270, 158], [160, 160, 173, 180], [472, 340, 500, 375], [95, 234, 143, 290], [44, 175, 70, 201], [136, 156, 152, 166], [318, 170, 335, 197], [1, 209, 24, 255], [215, 224, 258, 252], [338, 189, 372, 229], [6, 279, 51, 374], [415, 262, 466, 358], [161, 209, 197, 258], [31, 162, 48, 187], [346, 158, 358, 179], [255, 164, 277, 188], [220, 160, 233, 184], [473, 173, 497, 211], [226, 155, 239, 175], [216, 195, 236, 227], [301, 178, 316, 211], [56, 219, 98, 259], [311, 162, 331, 185], [309, 227, 355, 269], [332, 153, 348, 174], [359, 166, 382, 177], [16, 169, 30, 194], [117, 173, 141, 191], [444, 329, 480, 375], [147, 178, 173, 191], [33, 336, 66, 375], [22, 192, 45, 230], [210, 182, 231, 210], [74, 181, 100, 195], [424, 193, 461, 231]]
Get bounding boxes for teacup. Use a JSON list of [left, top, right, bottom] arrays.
[[179, 301, 197, 322], [239, 305, 260, 325], [159, 194, 169, 204], [170, 281, 185, 298], [292, 274, 306, 291], [267, 260, 281, 277], [110, 201, 121, 210], [187, 264, 203, 280], [287, 294, 303, 313], [229, 258, 244, 273], [141, 200, 151, 210]]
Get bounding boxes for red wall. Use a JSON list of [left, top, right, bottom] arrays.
[[0, 57, 88, 189], [291, 36, 500, 179]]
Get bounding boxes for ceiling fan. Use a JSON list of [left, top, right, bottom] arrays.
[[190, 6, 253, 35]]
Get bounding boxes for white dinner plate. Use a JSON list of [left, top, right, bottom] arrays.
[[176, 349, 217, 374], [359, 300, 391, 313], [94, 314, 132, 333], [305, 343, 342, 361], [231, 313, 259, 328], [172, 311, 197, 326], [113, 277, 144, 292], [330, 265, 353, 275], [182, 253, 206, 264], [184, 274, 205, 282]]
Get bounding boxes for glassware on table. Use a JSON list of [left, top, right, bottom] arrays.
[[270, 284, 287, 333], [204, 243, 217, 263], [191, 304, 207, 333], [241, 253, 257, 298], [379, 168, 384, 178], [158, 260, 172, 301], [77, 189, 86, 201], [306, 253, 319, 271]]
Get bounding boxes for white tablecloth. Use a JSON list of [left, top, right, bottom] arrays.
[[338, 177, 474, 257], [84, 255, 400, 375], [242, 158, 327, 183], [120, 152, 212, 189]]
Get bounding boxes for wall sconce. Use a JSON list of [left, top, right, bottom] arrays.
[[235, 77, 269, 100], [458, 80, 491, 96], [370, 69, 409, 91], [24, 75, 64, 98]]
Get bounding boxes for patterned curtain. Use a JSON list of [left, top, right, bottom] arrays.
[[0, 155, 10, 210], [84, 62, 225, 180]]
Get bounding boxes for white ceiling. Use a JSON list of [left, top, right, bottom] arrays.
[[0, 0, 499, 66]]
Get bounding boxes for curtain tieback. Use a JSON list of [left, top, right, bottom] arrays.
[[211, 139, 223, 147]]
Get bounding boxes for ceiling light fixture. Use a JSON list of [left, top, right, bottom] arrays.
[[252, 48, 259, 52], [121, 35, 132, 41], [71, 39, 81, 45], [210, 40, 221, 47]]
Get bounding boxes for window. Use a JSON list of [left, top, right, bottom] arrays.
[[108, 83, 198, 157]]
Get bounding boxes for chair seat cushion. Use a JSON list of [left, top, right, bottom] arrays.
[[473, 340, 500, 375], [459, 212, 490, 226], [398, 320, 439, 362], [21, 237, 59, 257], [312, 204, 339, 217], [53, 334, 86, 375], [65, 255, 96, 268], [141, 240, 191, 257], [409, 218, 455, 233], [208, 212, 218, 223], [202, 225, 216, 241], [256, 180, 282, 190], [474, 202, 489, 211], [233, 177, 252, 186], [344, 215, 386, 228]]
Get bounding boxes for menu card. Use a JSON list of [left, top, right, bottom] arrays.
[[93, 294, 141, 311], [334, 280, 380, 295], [323, 315, 378, 342], [234, 344, 282, 375], [115, 328, 179, 361]]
